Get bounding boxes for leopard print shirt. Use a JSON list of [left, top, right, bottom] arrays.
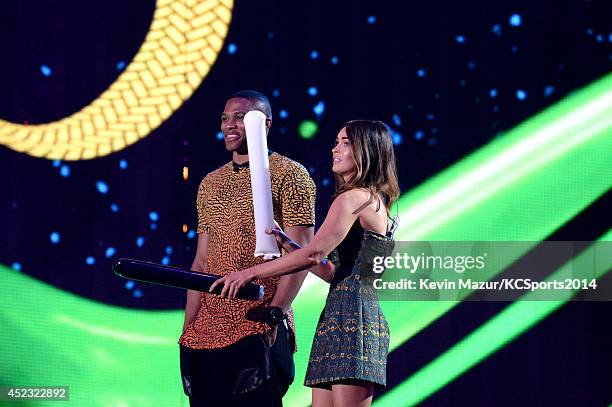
[[179, 152, 316, 350]]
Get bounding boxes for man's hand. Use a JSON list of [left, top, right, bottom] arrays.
[[266, 325, 278, 347], [209, 268, 256, 299]]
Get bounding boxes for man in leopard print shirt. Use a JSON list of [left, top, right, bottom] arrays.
[[178, 90, 316, 406]]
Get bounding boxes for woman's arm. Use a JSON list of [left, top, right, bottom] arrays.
[[210, 191, 361, 298], [266, 227, 335, 283]]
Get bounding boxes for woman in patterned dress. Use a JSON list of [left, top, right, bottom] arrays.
[[211, 120, 400, 407]]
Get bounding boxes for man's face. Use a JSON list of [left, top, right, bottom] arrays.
[[220, 98, 251, 154], [221, 97, 272, 154]]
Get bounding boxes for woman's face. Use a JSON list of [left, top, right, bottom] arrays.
[[332, 127, 357, 181]]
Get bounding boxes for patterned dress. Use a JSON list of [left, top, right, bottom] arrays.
[[304, 219, 395, 388]]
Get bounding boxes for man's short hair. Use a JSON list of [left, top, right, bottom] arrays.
[[228, 90, 272, 118]]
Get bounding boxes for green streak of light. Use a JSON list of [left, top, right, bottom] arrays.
[[0, 266, 185, 406], [375, 229, 612, 407], [285, 72, 612, 406]]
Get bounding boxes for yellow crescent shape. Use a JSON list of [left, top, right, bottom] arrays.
[[0, 0, 233, 160]]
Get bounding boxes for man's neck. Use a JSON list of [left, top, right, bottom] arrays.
[[232, 151, 249, 164]]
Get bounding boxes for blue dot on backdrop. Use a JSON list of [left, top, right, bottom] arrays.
[[60, 165, 70, 177], [105, 247, 116, 258], [509, 13, 522, 27], [40, 64, 52, 77], [313, 101, 325, 116], [96, 181, 109, 194], [516, 89, 528, 100]]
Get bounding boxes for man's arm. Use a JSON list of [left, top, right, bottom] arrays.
[[183, 232, 209, 332], [269, 225, 313, 313]]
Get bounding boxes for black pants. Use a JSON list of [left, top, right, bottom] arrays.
[[180, 322, 294, 407]]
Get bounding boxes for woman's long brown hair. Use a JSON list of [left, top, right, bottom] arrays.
[[331, 120, 400, 214]]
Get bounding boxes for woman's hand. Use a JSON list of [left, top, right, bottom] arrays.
[[267, 224, 335, 283], [266, 226, 301, 253], [209, 268, 256, 299]]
